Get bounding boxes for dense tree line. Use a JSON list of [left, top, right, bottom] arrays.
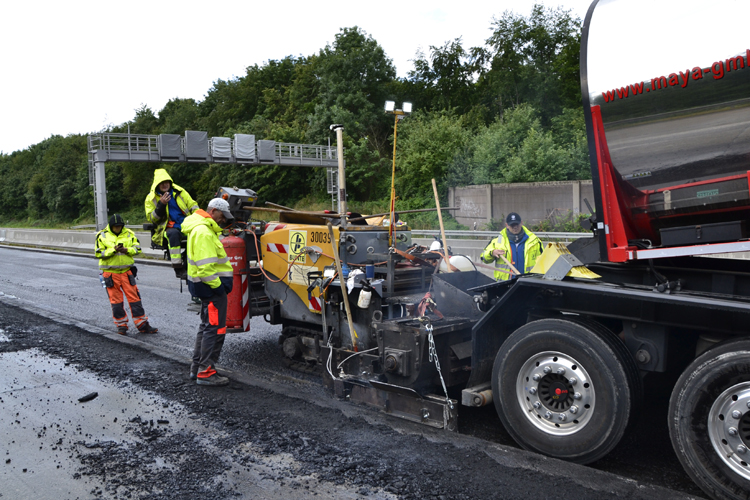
[[0, 5, 589, 227]]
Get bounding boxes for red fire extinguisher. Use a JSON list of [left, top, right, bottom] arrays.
[[222, 234, 249, 331]]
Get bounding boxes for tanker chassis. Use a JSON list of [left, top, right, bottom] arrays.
[[186, 1, 750, 498]]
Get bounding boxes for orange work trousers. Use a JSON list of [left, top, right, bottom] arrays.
[[104, 270, 148, 329]]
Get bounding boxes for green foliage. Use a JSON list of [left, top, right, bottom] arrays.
[[484, 210, 591, 233], [308, 27, 395, 142], [2, 6, 589, 229], [407, 39, 480, 114], [531, 210, 592, 233], [159, 98, 199, 135], [447, 104, 590, 186], [477, 4, 582, 124], [395, 110, 472, 205], [345, 136, 392, 201]]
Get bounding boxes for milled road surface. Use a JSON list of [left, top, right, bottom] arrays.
[[0, 245, 707, 499], [0, 303, 702, 500]]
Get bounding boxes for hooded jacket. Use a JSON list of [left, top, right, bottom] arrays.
[[95, 225, 142, 273], [480, 226, 543, 281], [144, 169, 199, 246], [181, 209, 233, 298]]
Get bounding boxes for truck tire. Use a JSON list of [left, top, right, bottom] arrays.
[[492, 317, 640, 464], [668, 338, 750, 500]]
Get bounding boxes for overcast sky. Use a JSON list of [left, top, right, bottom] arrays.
[[0, 0, 595, 154]]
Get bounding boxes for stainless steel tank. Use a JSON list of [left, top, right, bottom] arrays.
[[582, 0, 750, 242]]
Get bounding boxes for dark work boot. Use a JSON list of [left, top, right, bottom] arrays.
[[137, 322, 158, 334], [196, 372, 229, 386], [117, 326, 128, 335]]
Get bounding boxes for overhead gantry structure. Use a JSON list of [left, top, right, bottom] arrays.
[[87, 131, 342, 229]]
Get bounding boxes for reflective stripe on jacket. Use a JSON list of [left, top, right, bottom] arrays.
[[480, 226, 543, 281], [181, 209, 232, 297], [144, 168, 199, 246], [95, 226, 141, 273]]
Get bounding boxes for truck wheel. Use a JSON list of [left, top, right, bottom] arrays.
[[668, 338, 750, 500], [492, 318, 640, 464]]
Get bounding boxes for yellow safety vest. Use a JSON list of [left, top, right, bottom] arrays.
[[181, 210, 233, 297], [144, 168, 199, 246], [480, 227, 543, 281], [95, 226, 141, 273]]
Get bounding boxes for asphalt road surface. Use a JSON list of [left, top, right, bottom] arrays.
[[0, 245, 707, 499]]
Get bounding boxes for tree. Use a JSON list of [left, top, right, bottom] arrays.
[[308, 27, 396, 144], [477, 5, 582, 124], [448, 104, 589, 186], [407, 38, 480, 114], [158, 98, 199, 135], [394, 110, 471, 205]]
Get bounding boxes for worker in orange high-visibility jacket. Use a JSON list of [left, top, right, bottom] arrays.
[[95, 214, 158, 335], [182, 198, 234, 387]]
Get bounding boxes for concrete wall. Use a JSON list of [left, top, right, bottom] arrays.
[[449, 180, 595, 229]]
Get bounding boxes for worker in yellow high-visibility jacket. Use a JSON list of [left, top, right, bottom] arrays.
[[480, 212, 543, 281], [182, 198, 234, 387], [144, 169, 199, 278], [95, 214, 158, 335]]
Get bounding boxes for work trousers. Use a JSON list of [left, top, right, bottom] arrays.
[[104, 270, 148, 329], [165, 227, 183, 266], [192, 292, 227, 379]]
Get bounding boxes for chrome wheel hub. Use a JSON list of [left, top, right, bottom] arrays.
[[708, 381, 750, 480], [515, 351, 595, 436]]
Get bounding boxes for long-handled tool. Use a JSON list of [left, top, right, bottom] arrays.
[[327, 222, 359, 352], [431, 179, 452, 273], [499, 254, 521, 276]]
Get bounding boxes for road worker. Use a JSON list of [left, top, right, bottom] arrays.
[[480, 212, 543, 281], [144, 168, 199, 278], [182, 198, 234, 386], [95, 214, 158, 335]]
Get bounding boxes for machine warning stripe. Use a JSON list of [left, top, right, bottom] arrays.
[[266, 243, 289, 254], [308, 295, 322, 312]]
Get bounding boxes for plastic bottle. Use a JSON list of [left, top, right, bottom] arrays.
[[99, 271, 107, 288], [357, 281, 372, 309]]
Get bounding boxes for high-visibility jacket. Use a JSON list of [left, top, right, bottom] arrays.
[[144, 168, 199, 247], [480, 226, 543, 281], [95, 225, 142, 273], [182, 210, 233, 298]]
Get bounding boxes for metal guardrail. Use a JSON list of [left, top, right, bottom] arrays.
[[276, 143, 337, 164], [69, 225, 142, 230], [66, 224, 590, 242], [88, 133, 159, 153], [67, 223, 590, 238], [411, 230, 593, 240]]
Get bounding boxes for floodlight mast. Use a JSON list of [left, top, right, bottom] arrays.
[[384, 102, 412, 246]]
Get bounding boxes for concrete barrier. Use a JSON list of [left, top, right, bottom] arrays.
[[0, 228, 163, 259]]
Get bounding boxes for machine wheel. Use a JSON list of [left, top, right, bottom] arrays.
[[492, 318, 640, 464], [668, 338, 750, 500]]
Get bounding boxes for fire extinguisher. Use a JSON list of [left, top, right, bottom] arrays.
[[222, 234, 249, 331]]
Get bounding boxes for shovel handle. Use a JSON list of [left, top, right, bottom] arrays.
[[499, 254, 521, 276]]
